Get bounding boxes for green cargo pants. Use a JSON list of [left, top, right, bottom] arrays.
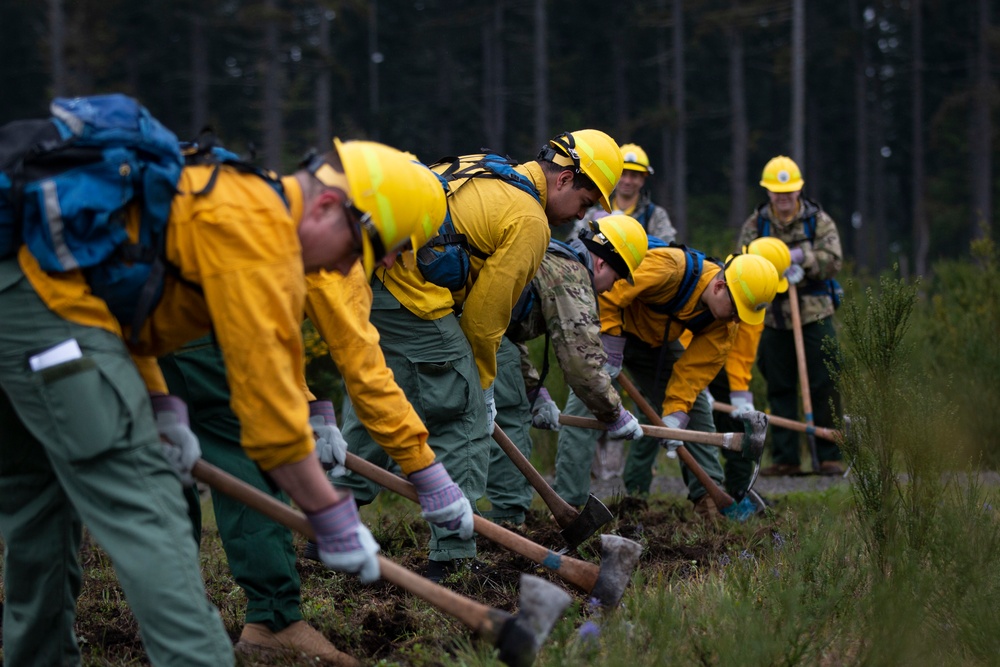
[[553, 387, 603, 507], [0, 259, 233, 667], [707, 370, 754, 498], [620, 336, 725, 501], [757, 318, 842, 466], [338, 281, 490, 561], [485, 336, 534, 524], [159, 337, 303, 632]]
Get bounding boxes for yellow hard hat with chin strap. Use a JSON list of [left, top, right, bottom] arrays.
[[759, 155, 804, 193], [743, 236, 792, 293], [579, 214, 648, 283], [326, 138, 446, 278], [539, 129, 623, 213], [722, 253, 779, 325]]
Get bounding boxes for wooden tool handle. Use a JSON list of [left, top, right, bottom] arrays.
[[713, 401, 840, 442], [491, 425, 580, 527], [558, 414, 745, 452]]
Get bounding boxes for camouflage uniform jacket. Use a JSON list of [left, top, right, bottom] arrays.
[[575, 189, 677, 243], [506, 243, 622, 424], [738, 198, 843, 329]]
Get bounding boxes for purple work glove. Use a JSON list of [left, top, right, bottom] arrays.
[[309, 400, 347, 478], [601, 334, 626, 378], [150, 394, 200, 486], [306, 493, 380, 583], [606, 405, 644, 440], [789, 246, 805, 265], [409, 462, 474, 540]]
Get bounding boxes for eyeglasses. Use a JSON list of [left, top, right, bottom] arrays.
[[724, 283, 740, 322], [344, 199, 386, 264]]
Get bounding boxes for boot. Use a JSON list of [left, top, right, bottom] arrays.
[[693, 494, 719, 520], [758, 463, 802, 477], [236, 621, 360, 667]]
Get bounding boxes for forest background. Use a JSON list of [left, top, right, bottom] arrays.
[[2, 0, 997, 271]]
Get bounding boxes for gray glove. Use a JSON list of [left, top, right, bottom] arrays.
[[657, 411, 689, 460], [606, 405, 644, 440], [729, 391, 755, 419], [151, 394, 200, 486], [306, 494, 381, 583], [483, 384, 497, 435], [409, 462, 474, 540], [529, 387, 561, 431], [784, 264, 805, 285], [310, 400, 347, 478]]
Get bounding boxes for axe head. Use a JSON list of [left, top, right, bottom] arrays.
[[558, 494, 613, 549], [590, 534, 643, 608], [740, 411, 768, 495], [495, 574, 572, 667]]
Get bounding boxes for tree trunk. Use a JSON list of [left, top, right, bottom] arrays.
[[791, 0, 805, 162], [911, 0, 928, 276], [368, 0, 380, 141], [657, 0, 672, 214], [672, 0, 686, 239], [850, 0, 871, 271], [436, 42, 454, 154], [533, 0, 548, 149], [262, 0, 284, 170], [611, 2, 628, 137], [483, 2, 505, 150], [727, 2, 747, 233], [191, 13, 209, 137], [970, 0, 992, 243], [48, 0, 66, 97], [314, 7, 332, 149], [872, 72, 888, 272]]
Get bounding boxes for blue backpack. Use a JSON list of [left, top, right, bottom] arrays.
[[756, 205, 843, 308], [645, 242, 721, 334], [418, 153, 542, 290], [0, 94, 184, 334]]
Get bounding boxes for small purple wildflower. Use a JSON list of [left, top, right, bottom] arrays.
[[578, 621, 601, 642], [739, 549, 753, 561], [719, 553, 731, 566], [772, 531, 785, 549]]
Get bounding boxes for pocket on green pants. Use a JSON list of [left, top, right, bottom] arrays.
[[411, 358, 472, 427]]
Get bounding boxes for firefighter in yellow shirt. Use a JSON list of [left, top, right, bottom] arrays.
[[0, 135, 436, 666]]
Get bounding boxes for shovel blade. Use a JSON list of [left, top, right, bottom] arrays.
[[558, 494, 613, 549]]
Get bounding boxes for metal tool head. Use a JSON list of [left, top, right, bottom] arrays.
[[558, 494, 613, 549], [590, 534, 643, 608], [741, 411, 768, 461], [495, 574, 572, 667]]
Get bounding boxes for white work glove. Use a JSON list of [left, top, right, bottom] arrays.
[[483, 385, 497, 435], [701, 388, 715, 412], [605, 405, 644, 440], [529, 387, 561, 431], [306, 493, 381, 583], [310, 400, 347, 478], [150, 394, 201, 486], [600, 333, 626, 380], [729, 391, 755, 420], [408, 462, 474, 540], [657, 411, 690, 460], [784, 264, 805, 285]]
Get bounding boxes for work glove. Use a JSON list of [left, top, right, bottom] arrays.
[[657, 411, 690, 460], [151, 394, 200, 486], [483, 385, 497, 435], [600, 334, 626, 380], [529, 387, 561, 431], [408, 462, 474, 540], [306, 493, 380, 583], [784, 264, 805, 285], [310, 400, 348, 478], [606, 405, 644, 440], [789, 246, 805, 265], [729, 391, 755, 420], [701, 388, 715, 412]]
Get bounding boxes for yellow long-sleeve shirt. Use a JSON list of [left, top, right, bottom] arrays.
[[19, 166, 313, 471], [599, 247, 737, 415], [304, 264, 436, 475], [377, 160, 551, 389], [679, 319, 763, 393]]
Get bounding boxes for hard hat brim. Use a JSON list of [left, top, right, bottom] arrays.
[[776, 275, 789, 293], [760, 179, 804, 193], [735, 298, 766, 326], [622, 164, 651, 174]]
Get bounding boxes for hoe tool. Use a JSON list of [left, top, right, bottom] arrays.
[[616, 373, 769, 507], [193, 460, 570, 667], [492, 424, 612, 549], [345, 452, 642, 608], [788, 283, 822, 472], [712, 400, 841, 443]]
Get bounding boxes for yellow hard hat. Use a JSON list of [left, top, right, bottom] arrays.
[[723, 253, 779, 325], [619, 143, 654, 175], [580, 214, 648, 282], [543, 129, 623, 213], [759, 155, 804, 193], [333, 138, 447, 278], [744, 237, 792, 293]]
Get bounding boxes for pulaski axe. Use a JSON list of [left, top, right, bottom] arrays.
[[492, 424, 613, 549]]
